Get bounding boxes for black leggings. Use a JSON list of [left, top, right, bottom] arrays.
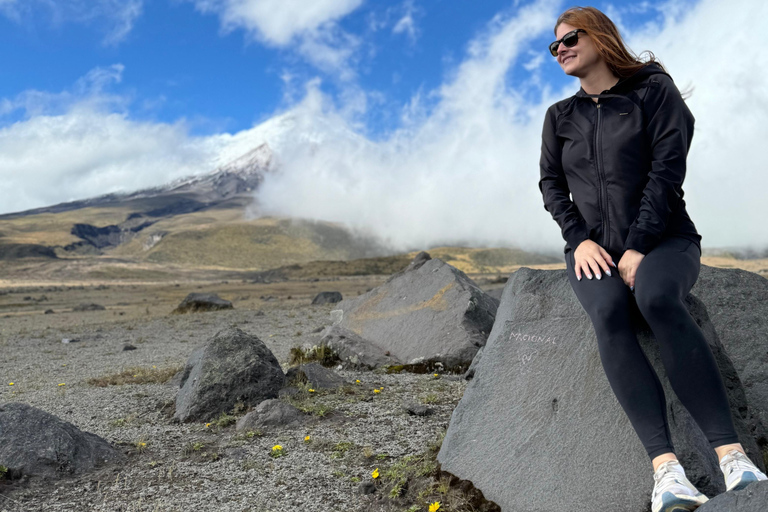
[[565, 235, 739, 460]]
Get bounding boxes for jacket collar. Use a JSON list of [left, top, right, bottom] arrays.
[[574, 62, 670, 99]]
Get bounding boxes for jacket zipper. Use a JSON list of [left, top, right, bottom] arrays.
[[594, 102, 610, 248]]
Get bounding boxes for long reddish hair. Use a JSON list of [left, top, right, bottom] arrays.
[[555, 6, 667, 78]]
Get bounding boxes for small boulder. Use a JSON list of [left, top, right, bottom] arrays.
[[172, 293, 233, 314], [285, 362, 346, 389], [44, 309, 55, 315], [122, 344, 137, 351], [73, 303, 106, 312], [235, 399, 307, 431], [174, 328, 285, 422], [403, 402, 434, 416], [311, 291, 343, 305], [0, 403, 124, 479]]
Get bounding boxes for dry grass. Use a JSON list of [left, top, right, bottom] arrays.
[[87, 365, 182, 387]]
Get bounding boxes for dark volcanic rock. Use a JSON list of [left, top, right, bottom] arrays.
[[437, 266, 766, 512], [285, 362, 346, 389], [122, 344, 137, 351], [174, 328, 285, 422], [311, 291, 343, 305], [235, 399, 307, 431], [73, 303, 106, 312], [331, 257, 497, 372], [698, 480, 768, 511], [0, 403, 124, 479], [0, 244, 57, 260], [319, 325, 399, 369], [171, 293, 233, 314], [403, 402, 434, 416], [692, 266, 768, 439]]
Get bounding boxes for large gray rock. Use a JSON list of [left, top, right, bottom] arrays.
[[319, 325, 399, 369], [311, 291, 343, 305], [235, 399, 307, 431], [698, 480, 768, 511], [331, 257, 497, 372], [174, 328, 285, 422], [0, 403, 124, 479], [437, 266, 765, 512], [172, 293, 233, 314], [285, 362, 346, 389], [692, 266, 768, 440]]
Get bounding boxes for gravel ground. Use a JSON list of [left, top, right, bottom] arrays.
[[0, 281, 471, 512]]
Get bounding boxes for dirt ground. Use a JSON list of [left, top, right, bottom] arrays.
[[0, 255, 764, 512]]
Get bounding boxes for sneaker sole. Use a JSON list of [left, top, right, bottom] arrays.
[[728, 471, 760, 492], [652, 491, 708, 512]]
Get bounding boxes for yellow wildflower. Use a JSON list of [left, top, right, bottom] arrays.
[[429, 502, 441, 512], [433, 373, 439, 377], [304, 435, 311, 442], [355, 379, 360, 384], [373, 389, 380, 394], [8, 383, 13, 386], [371, 468, 379, 479], [58, 383, 65, 387], [272, 445, 283, 451], [205, 423, 211, 428]]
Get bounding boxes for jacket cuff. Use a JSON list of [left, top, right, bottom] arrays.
[[624, 228, 660, 255], [565, 223, 590, 252]]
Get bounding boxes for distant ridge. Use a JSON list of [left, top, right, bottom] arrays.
[[0, 143, 272, 219]]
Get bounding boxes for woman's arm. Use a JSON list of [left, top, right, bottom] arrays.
[[623, 73, 695, 255], [538, 105, 589, 250]]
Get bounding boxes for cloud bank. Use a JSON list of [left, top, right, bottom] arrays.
[[248, 0, 768, 253]]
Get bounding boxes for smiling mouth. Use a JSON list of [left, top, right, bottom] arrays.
[[562, 56, 575, 65]]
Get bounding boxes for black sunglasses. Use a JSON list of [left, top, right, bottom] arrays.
[[549, 29, 587, 57]]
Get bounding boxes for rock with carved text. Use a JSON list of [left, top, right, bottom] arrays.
[[438, 265, 767, 512]]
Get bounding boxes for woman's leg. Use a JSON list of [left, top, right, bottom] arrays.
[[633, 237, 741, 451], [565, 249, 676, 461]]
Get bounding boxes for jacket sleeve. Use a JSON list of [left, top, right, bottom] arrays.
[[623, 74, 695, 255], [538, 105, 589, 251]]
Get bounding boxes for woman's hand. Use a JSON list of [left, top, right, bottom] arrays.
[[617, 249, 645, 291], [573, 240, 615, 281]]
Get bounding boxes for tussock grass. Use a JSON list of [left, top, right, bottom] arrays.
[[87, 365, 182, 387], [373, 429, 501, 512], [288, 344, 341, 367]]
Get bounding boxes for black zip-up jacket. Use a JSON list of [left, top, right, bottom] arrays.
[[539, 62, 702, 257]]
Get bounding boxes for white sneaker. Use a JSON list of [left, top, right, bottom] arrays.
[[719, 449, 768, 492], [651, 460, 709, 512]]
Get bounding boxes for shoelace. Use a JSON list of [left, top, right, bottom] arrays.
[[720, 451, 756, 475], [653, 462, 687, 499]]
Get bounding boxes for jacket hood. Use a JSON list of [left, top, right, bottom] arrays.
[[575, 62, 670, 99]]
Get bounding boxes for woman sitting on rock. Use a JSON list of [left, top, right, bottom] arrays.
[[538, 6, 766, 512]]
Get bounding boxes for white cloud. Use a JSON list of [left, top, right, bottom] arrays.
[[0, 0, 143, 46], [190, 0, 363, 79], [392, 0, 420, 43], [244, 0, 768, 253], [0, 66, 224, 215]]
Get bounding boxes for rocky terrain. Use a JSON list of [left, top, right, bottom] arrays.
[[0, 270, 506, 512]]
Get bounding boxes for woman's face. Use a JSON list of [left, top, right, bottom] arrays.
[[554, 22, 602, 78]]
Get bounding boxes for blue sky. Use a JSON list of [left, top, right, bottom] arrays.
[[0, 0, 667, 136], [1, 0, 766, 252]]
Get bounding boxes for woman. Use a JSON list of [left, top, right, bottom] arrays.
[[538, 6, 766, 512]]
